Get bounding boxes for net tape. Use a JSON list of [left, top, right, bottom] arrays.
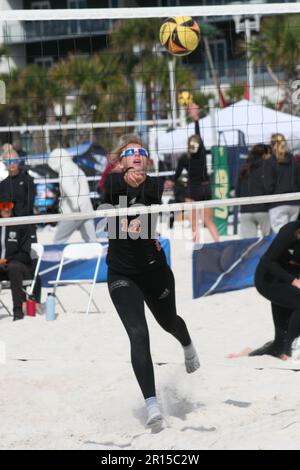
[[1, 192, 300, 227], [1, 4, 300, 21]]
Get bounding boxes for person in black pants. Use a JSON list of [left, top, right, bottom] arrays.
[[227, 221, 300, 360], [236, 143, 272, 238], [104, 134, 200, 427], [0, 144, 35, 218], [0, 143, 37, 242], [0, 199, 41, 321], [268, 134, 300, 233], [174, 103, 219, 243]]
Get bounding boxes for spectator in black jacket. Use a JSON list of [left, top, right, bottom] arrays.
[[236, 144, 272, 238], [174, 103, 219, 243], [268, 134, 300, 233], [0, 143, 35, 218], [0, 199, 41, 321]]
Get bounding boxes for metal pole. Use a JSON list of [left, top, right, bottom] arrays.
[[245, 18, 254, 102], [168, 57, 177, 128], [209, 98, 218, 146], [45, 126, 50, 153]]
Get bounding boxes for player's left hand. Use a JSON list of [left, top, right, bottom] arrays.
[[124, 169, 146, 188]]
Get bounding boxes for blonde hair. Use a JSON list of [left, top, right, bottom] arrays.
[[111, 134, 146, 162], [188, 134, 201, 145], [271, 133, 285, 147], [1, 143, 19, 160], [271, 133, 287, 162]]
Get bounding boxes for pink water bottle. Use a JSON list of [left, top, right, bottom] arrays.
[[26, 298, 36, 317]]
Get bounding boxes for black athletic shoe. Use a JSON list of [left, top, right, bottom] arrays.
[[13, 309, 24, 322]]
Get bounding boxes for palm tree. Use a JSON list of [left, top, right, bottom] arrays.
[[50, 53, 131, 122], [49, 53, 131, 147], [110, 18, 201, 120], [248, 14, 300, 113], [78, 52, 132, 123], [2, 64, 56, 125]]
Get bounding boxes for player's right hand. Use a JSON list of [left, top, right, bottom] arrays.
[[124, 169, 146, 188], [291, 278, 300, 289]]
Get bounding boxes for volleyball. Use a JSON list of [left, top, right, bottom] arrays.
[[159, 16, 200, 57], [178, 91, 193, 107]]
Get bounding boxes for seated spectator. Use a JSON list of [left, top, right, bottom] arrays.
[[0, 198, 41, 321], [236, 144, 272, 238], [0, 143, 35, 217]]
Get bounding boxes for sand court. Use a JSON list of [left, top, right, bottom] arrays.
[[1, 234, 300, 450]]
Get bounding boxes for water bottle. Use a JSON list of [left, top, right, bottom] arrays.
[[26, 296, 36, 317], [46, 293, 56, 321]]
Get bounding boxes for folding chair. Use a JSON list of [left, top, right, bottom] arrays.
[[48, 243, 103, 315], [0, 243, 44, 316]]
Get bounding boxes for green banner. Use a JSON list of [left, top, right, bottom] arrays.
[[211, 146, 230, 236]]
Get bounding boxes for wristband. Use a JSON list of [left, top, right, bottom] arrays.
[[122, 167, 134, 175]]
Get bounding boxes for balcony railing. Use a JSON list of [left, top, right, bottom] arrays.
[[2, 19, 113, 44], [190, 60, 284, 87]]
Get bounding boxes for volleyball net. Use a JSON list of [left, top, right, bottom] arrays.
[[0, 3, 300, 227]]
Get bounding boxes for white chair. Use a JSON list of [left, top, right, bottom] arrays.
[[0, 243, 44, 316], [48, 242, 103, 316]]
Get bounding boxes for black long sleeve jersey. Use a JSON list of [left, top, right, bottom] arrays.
[[236, 159, 274, 213], [104, 173, 166, 274], [0, 171, 35, 217], [174, 121, 209, 186], [0, 224, 33, 265], [256, 221, 300, 285], [269, 153, 300, 208]]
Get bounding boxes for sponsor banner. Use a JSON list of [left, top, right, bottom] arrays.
[[39, 238, 171, 288], [192, 236, 274, 299], [212, 146, 230, 236]]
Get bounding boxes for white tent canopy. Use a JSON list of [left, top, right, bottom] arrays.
[[157, 99, 300, 155]]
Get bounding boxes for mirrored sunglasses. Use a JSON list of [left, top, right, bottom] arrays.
[[120, 147, 149, 158], [0, 202, 14, 210], [4, 159, 18, 166]]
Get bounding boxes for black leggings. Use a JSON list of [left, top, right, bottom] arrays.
[[107, 263, 191, 399], [253, 276, 300, 356], [0, 261, 41, 312]]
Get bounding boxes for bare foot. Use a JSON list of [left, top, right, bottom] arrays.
[[279, 354, 290, 361], [226, 347, 253, 359]]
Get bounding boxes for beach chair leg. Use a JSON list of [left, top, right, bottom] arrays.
[[0, 299, 12, 317], [55, 294, 67, 313]]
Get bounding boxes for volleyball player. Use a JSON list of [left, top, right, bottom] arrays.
[[174, 104, 219, 243], [104, 134, 200, 427], [227, 221, 300, 360]]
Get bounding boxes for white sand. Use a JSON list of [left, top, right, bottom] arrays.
[[1, 228, 300, 450]]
